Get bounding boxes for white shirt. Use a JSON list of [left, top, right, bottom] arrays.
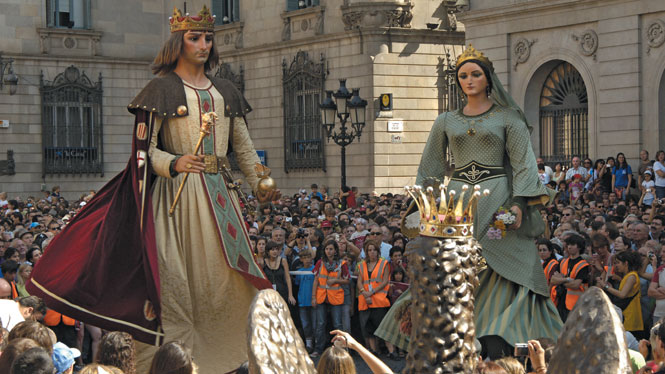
[[565, 166, 588, 181], [0, 300, 25, 331], [654, 161, 665, 187]]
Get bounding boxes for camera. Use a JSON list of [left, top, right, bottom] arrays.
[[649, 251, 655, 259], [296, 228, 308, 239], [514, 343, 529, 357]]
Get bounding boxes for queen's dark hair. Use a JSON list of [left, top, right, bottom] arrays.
[[151, 30, 219, 76], [455, 59, 494, 95]]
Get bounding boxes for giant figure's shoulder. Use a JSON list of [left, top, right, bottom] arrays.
[[127, 72, 252, 118]]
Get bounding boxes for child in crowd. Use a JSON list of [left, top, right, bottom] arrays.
[[641, 170, 656, 206], [569, 174, 584, 203], [294, 249, 316, 353]]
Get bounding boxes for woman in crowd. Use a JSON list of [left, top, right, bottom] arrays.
[[262, 241, 296, 305], [598, 251, 643, 334], [15, 263, 32, 297], [254, 236, 267, 267], [149, 341, 197, 374], [590, 159, 607, 191], [556, 181, 570, 205], [25, 247, 42, 266], [654, 150, 665, 200], [602, 156, 616, 193], [537, 238, 558, 304], [2, 247, 19, 263], [96, 331, 136, 374], [315, 329, 392, 374], [552, 162, 565, 185], [357, 240, 394, 358], [311, 240, 349, 358], [615, 235, 630, 254], [612, 152, 633, 200]]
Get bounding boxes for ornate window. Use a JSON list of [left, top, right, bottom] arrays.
[[46, 0, 91, 29], [40, 66, 103, 176], [287, 0, 320, 11], [212, 0, 239, 25], [539, 62, 588, 165], [282, 51, 326, 172]]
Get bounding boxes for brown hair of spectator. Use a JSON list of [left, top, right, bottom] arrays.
[[96, 331, 136, 374], [79, 364, 125, 374], [0, 338, 39, 374], [7, 320, 53, 353], [0, 327, 9, 352], [494, 357, 525, 374], [16, 296, 47, 317], [474, 361, 509, 373], [10, 346, 54, 374], [316, 346, 355, 374], [148, 341, 195, 374], [363, 239, 381, 253]]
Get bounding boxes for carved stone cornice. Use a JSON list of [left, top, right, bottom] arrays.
[[36, 28, 102, 57], [512, 38, 536, 71], [340, 1, 413, 30], [214, 21, 244, 51], [281, 6, 325, 42], [571, 29, 598, 60]]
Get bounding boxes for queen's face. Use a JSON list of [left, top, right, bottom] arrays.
[[457, 62, 488, 97]]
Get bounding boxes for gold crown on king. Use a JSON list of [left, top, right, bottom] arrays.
[[456, 45, 494, 71], [405, 181, 489, 239], [169, 5, 216, 33]]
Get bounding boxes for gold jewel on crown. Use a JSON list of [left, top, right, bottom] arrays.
[[169, 5, 216, 33], [405, 182, 489, 239], [456, 45, 494, 71]]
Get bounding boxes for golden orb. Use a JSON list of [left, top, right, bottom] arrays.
[[257, 176, 277, 194]]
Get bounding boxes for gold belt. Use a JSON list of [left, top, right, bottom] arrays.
[[203, 155, 228, 174], [451, 161, 506, 185]]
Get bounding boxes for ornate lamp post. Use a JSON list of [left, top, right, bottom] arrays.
[[320, 79, 367, 188]]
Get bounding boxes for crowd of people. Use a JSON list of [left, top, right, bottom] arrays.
[[7, 149, 665, 373]]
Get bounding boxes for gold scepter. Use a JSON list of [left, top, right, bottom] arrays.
[[168, 112, 217, 216]]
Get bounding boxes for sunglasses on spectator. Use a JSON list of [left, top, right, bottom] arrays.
[[368, 232, 382, 235], [562, 213, 572, 216]]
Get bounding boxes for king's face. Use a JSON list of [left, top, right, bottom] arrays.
[[181, 30, 213, 67]]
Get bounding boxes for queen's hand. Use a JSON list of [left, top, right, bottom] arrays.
[[508, 205, 522, 230]]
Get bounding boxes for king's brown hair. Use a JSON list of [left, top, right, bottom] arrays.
[[151, 30, 219, 76]]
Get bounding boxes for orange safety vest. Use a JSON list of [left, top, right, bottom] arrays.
[[44, 310, 76, 327], [316, 261, 345, 306], [560, 257, 589, 311], [10, 281, 18, 300], [358, 258, 390, 311], [544, 259, 559, 305]]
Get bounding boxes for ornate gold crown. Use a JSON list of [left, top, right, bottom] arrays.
[[169, 5, 216, 33], [456, 45, 494, 71], [405, 182, 489, 239]]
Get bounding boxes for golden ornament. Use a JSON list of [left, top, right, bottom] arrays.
[[255, 163, 277, 195]]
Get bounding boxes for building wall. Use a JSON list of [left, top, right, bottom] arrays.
[[459, 0, 665, 167], [0, 0, 464, 199]]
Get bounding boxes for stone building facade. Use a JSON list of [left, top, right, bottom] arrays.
[[0, 0, 464, 198], [457, 0, 665, 169]]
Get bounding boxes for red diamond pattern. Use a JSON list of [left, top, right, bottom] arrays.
[[227, 222, 237, 240], [237, 254, 249, 271], [203, 100, 210, 113], [216, 193, 226, 209]]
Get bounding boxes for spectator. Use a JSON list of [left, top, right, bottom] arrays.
[[254, 236, 267, 267], [537, 238, 559, 304], [642, 170, 656, 207], [10, 347, 55, 374], [537, 163, 550, 184], [565, 156, 589, 184], [311, 240, 349, 358], [367, 224, 391, 260], [612, 152, 633, 200], [294, 249, 316, 353], [651, 216, 665, 241], [552, 162, 565, 184], [52, 342, 81, 374], [7, 320, 54, 353], [148, 341, 195, 374], [0, 295, 46, 331], [0, 338, 39, 374], [15, 264, 31, 298], [262, 241, 296, 305], [598, 251, 643, 334], [551, 234, 590, 322], [309, 184, 324, 202], [639, 150, 654, 186], [317, 329, 392, 374], [602, 156, 617, 193], [536, 157, 553, 180], [79, 364, 124, 374], [96, 331, 136, 374], [357, 240, 395, 359]]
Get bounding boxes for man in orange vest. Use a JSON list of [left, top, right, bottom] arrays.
[[1, 260, 20, 299], [551, 234, 590, 322]]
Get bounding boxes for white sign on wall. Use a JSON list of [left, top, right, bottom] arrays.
[[0, 120, 8, 128], [387, 120, 403, 132]]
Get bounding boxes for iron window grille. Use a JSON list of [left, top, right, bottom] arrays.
[[212, 0, 240, 25], [40, 66, 103, 177], [539, 61, 589, 167], [287, 0, 319, 11], [282, 51, 326, 172], [215, 62, 245, 170], [46, 0, 91, 29]]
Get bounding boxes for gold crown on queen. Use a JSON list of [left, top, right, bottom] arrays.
[[169, 5, 216, 33], [456, 45, 494, 72], [405, 182, 489, 239]]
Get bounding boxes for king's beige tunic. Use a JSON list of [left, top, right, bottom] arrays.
[[135, 80, 261, 373]]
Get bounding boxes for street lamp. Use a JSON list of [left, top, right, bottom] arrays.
[[319, 79, 368, 188]]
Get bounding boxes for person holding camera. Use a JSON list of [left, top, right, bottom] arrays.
[[287, 228, 316, 268]]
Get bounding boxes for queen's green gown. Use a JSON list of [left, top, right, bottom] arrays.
[[375, 104, 563, 350]]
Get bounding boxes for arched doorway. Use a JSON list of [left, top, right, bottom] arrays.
[[539, 62, 589, 165]]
